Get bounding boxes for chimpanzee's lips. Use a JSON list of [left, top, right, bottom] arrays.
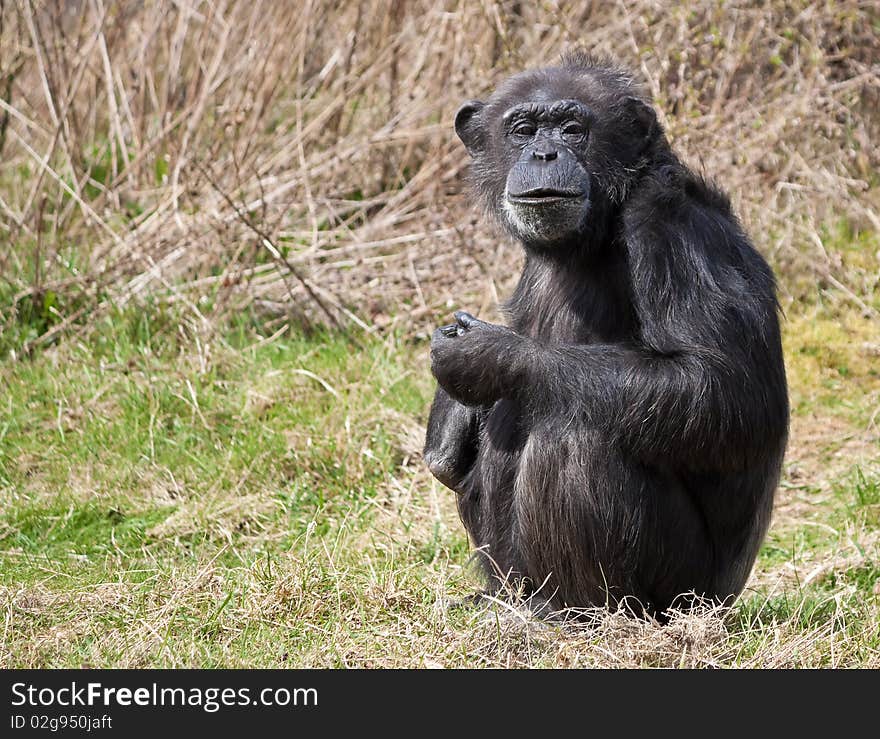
[[507, 188, 585, 204]]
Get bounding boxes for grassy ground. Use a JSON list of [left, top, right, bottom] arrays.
[[1, 286, 878, 668]]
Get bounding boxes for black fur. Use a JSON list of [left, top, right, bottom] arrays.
[[424, 54, 788, 620]]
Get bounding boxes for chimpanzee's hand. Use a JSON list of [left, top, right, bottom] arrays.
[[430, 311, 521, 406]]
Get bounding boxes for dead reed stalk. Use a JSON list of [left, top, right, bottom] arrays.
[[0, 0, 877, 347]]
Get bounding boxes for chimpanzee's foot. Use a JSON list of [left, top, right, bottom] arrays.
[[444, 591, 492, 612]]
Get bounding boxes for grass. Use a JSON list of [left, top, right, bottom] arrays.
[[1, 292, 878, 668]]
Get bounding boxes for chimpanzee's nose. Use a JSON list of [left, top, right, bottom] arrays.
[[532, 149, 558, 161]]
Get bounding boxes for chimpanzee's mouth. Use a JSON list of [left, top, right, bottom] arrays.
[[507, 187, 585, 204]]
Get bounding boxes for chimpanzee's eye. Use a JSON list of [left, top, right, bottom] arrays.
[[511, 122, 537, 138], [562, 121, 587, 139]]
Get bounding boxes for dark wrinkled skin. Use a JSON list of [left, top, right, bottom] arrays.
[[423, 53, 789, 621]]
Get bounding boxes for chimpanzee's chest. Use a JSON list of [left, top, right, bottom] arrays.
[[517, 311, 634, 346], [512, 283, 637, 346]]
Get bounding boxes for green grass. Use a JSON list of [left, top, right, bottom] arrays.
[[2, 314, 427, 557], [1, 303, 878, 667], [0, 313, 467, 666]]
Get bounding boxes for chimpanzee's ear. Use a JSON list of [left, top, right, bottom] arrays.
[[455, 100, 486, 156], [625, 96, 659, 144]]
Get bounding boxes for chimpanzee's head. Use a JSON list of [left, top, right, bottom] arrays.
[[455, 53, 663, 249]]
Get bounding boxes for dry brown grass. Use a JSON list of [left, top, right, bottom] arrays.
[[3, 467, 875, 668], [1, 0, 878, 344]]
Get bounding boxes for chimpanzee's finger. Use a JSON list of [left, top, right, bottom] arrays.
[[454, 311, 479, 329], [438, 324, 460, 338]]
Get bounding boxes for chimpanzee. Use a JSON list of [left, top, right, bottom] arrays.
[[424, 53, 788, 620]]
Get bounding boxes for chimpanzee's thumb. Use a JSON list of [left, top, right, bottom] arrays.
[[454, 311, 479, 329]]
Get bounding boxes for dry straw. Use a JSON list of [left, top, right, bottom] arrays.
[[0, 0, 877, 346]]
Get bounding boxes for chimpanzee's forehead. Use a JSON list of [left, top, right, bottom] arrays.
[[486, 64, 645, 118], [490, 67, 605, 109], [501, 99, 593, 124]]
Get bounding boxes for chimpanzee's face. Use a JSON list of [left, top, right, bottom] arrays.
[[500, 99, 595, 245], [455, 66, 657, 248]]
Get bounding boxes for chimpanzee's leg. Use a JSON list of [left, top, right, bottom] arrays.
[[456, 399, 530, 597], [512, 424, 716, 618], [424, 387, 481, 494]]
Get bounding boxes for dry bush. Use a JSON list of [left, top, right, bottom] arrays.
[[0, 0, 877, 346]]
